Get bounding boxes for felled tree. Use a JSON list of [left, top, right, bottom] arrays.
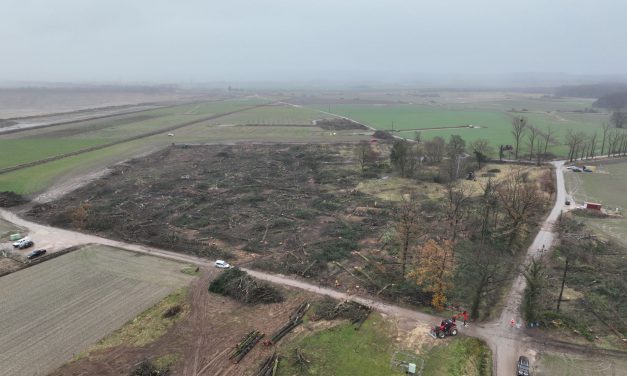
[[409, 239, 455, 311]]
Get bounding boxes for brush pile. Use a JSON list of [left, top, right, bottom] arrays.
[[229, 330, 265, 364], [265, 302, 310, 346], [254, 353, 279, 376], [208, 268, 283, 304], [312, 299, 372, 329]]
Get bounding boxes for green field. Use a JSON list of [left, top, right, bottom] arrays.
[[0, 99, 264, 171], [565, 159, 627, 245], [421, 337, 492, 376], [0, 101, 367, 195], [537, 353, 625, 376], [309, 101, 610, 157], [277, 314, 404, 376]]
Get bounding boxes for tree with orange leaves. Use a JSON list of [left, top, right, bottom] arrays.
[[409, 239, 455, 311]]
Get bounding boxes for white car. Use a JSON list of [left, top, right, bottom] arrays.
[[215, 260, 231, 269], [12, 237, 31, 248]]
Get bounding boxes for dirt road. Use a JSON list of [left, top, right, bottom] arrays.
[[3, 160, 613, 375]]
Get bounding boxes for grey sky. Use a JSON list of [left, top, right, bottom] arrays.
[[2, 0, 626, 83]]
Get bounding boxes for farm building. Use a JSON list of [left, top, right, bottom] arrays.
[[584, 202, 602, 211]]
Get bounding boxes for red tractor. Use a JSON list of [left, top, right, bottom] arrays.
[[430, 319, 458, 339]]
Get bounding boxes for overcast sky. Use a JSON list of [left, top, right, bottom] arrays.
[[2, 0, 626, 84]]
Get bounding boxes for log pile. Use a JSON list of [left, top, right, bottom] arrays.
[[254, 353, 279, 376], [229, 330, 265, 363], [265, 302, 310, 346]]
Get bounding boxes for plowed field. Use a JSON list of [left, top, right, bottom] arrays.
[[0, 245, 193, 376]]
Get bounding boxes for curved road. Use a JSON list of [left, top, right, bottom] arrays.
[[1, 161, 571, 374]]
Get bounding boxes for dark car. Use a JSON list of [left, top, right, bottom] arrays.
[[18, 240, 34, 250], [26, 249, 46, 259], [517, 356, 530, 376]]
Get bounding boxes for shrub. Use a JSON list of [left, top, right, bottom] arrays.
[[208, 268, 284, 304], [130, 360, 170, 376], [162, 305, 182, 318]]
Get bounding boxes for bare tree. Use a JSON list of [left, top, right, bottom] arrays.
[[424, 136, 445, 163], [469, 138, 494, 168], [542, 126, 556, 157], [511, 116, 528, 160], [526, 125, 539, 161], [390, 139, 410, 177], [607, 130, 621, 156], [565, 130, 586, 162], [496, 169, 545, 251], [444, 182, 474, 241], [458, 243, 509, 319], [354, 141, 378, 172], [478, 178, 500, 243], [395, 194, 425, 279], [589, 132, 598, 159], [611, 111, 626, 129], [601, 123, 611, 156]]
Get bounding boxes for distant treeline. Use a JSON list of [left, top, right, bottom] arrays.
[[593, 91, 627, 109], [555, 83, 627, 98]]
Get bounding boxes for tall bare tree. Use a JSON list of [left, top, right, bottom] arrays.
[[611, 111, 626, 129], [526, 125, 539, 161], [511, 116, 528, 160], [542, 126, 556, 156], [588, 132, 598, 159], [469, 138, 493, 168], [424, 136, 445, 163], [565, 130, 586, 162], [395, 194, 425, 278], [445, 182, 474, 241], [354, 141, 378, 172], [496, 169, 545, 250], [601, 123, 611, 156]]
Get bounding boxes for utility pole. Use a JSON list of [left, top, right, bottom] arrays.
[[391, 120, 395, 132], [556, 258, 569, 312]]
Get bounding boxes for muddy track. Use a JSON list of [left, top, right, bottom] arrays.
[[0, 104, 267, 176]]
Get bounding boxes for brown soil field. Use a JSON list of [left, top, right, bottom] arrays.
[[0, 245, 193, 376], [27, 144, 397, 286], [51, 269, 315, 376]]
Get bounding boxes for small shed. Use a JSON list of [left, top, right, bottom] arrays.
[[584, 202, 602, 211]]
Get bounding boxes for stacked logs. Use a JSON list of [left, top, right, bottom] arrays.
[[254, 353, 279, 376], [229, 330, 265, 363], [265, 302, 310, 346]]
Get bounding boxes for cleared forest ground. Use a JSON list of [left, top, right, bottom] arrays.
[[0, 245, 193, 376]]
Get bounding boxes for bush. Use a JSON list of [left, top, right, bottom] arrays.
[[162, 305, 182, 318], [0, 191, 27, 207], [373, 130, 394, 140], [208, 268, 284, 304], [487, 168, 501, 173], [130, 360, 170, 376]]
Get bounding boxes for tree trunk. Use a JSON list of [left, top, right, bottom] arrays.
[[556, 258, 569, 312]]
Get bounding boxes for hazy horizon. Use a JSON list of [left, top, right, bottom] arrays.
[[3, 0, 627, 84]]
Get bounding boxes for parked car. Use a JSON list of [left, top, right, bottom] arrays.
[[215, 260, 231, 269], [18, 240, 34, 249], [12, 237, 30, 248], [517, 356, 530, 376], [27, 249, 46, 259]]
